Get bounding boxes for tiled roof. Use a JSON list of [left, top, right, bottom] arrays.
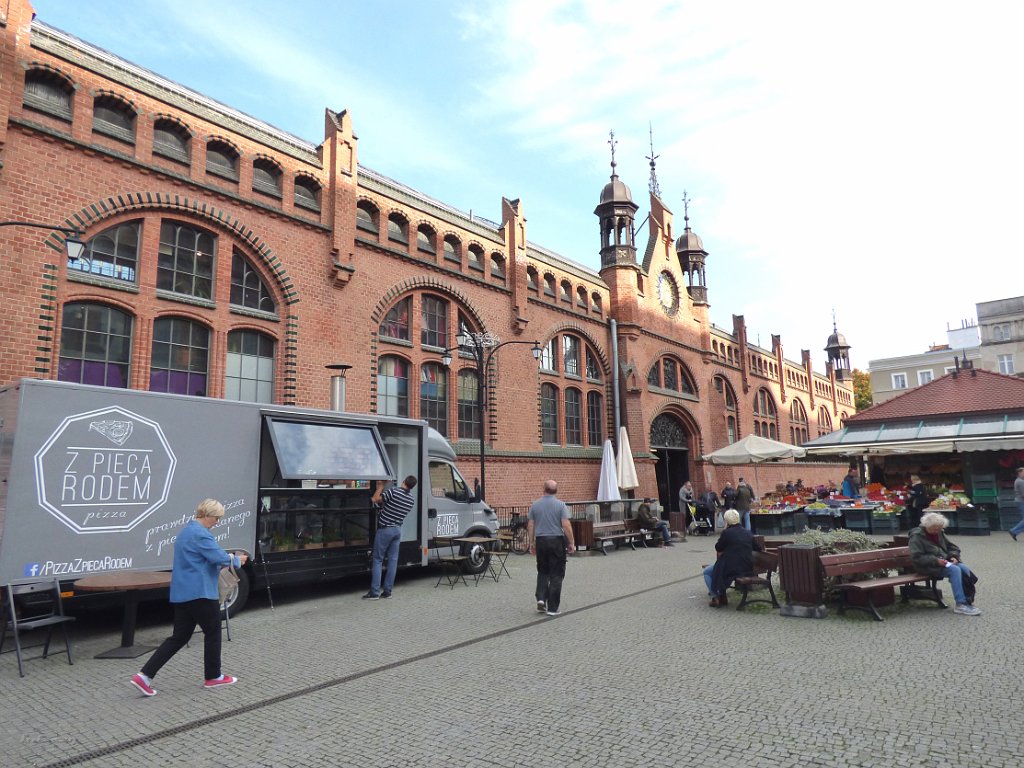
[[850, 369, 1024, 423]]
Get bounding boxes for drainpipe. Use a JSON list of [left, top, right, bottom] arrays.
[[326, 363, 352, 412], [610, 319, 621, 438]]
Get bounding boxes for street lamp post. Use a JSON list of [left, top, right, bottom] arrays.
[[0, 221, 86, 261], [442, 331, 541, 502]]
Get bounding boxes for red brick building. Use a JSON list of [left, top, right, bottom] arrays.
[[0, 1, 853, 509]]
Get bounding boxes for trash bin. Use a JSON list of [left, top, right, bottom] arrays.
[[569, 518, 594, 549], [779, 544, 822, 605]]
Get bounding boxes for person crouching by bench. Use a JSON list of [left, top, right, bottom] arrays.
[[703, 510, 763, 608], [909, 512, 980, 616], [637, 502, 673, 547]]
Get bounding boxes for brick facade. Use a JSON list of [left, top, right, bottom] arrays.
[[0, 1, 855, 508]]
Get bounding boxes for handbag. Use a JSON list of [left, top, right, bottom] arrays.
[[218, 563, 240, 604]]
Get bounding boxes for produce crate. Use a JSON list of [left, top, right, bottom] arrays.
[[955, 507, 990, 535], [844, 507, 871, 532], [750, 514, 782, 536], [870, 514, 899, 534]]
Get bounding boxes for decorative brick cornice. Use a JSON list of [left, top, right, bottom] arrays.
[[46, 192, 299, 305]]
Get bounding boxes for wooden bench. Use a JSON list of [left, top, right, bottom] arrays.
[[818, 546, 946, 621], [593, 519, 663, 554], [732, 550, 780, 610]]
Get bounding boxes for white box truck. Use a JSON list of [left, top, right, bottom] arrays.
[[0, 379, 498, 612]]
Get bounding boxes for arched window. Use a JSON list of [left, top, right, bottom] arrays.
[[559, 280, 572, 302], [527, 266, 539, 292], [206, 139, 239, 180], [356, 201, 379, 234], [387, 213, 408, 245], [92, 94, 135, 144], [58, 303, 132, 388], [753, 388, 778, 439], [467, 244, 484, 271], [225, 330, 275, 403], [293, 176, 321, 212], [586, 349, 602, 381], [648, 357, 696, 396], [544, 274, 556, 297], [379, 297, 410, 341], [490, 253, 506, 281], [564, 388, 583, 446], [420, 295, 448, 348], [443, 235, 460, 264], [150, 317, 209, 396], [69, 220, 140, 283], [377, 356, 409, 417], [790, 399, 809, 445], [818, 406, 833, 435], [539, 338, 556, 372], [157, 221, 215, 300], [417, 225, 436, 254], [591, 293, 602, 314], [230, 250, 276, 314], [457, 369, 481, 440], [252, 158, 282, 198], [587, 391, 604, 446], [420, 363, 448, 436], [541, 383, 559, 444], [714, 375, 738, 444], [576, 286, 589, 309], [23, 68, 73, 120], [153, 118, 190, 163], [562, 335, 580, 377]]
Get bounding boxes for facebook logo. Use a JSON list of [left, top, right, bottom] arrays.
[[23, 563, 42, 577]]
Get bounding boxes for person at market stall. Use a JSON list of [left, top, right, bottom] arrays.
[[785, 480, 796, 495], [906, 474, 929, 529], [721, 481, 737, 511], [1009, 467, 1024, 541], [734, 477, 755, 530], [908, 511, 980, 616], [636, 502, 673, 546], [703, 509, 764, 608], [840, 468, 861, 498]]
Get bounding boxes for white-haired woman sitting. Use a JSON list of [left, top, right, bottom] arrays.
[[908, 511, 980, 616]]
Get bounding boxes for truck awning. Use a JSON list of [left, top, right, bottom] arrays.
[[265, 418, 394, 480]]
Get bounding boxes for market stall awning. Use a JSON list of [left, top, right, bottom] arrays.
[[803, 414, 1024, 456]]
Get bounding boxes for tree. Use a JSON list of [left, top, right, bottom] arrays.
[[852, 369, 873, 412]]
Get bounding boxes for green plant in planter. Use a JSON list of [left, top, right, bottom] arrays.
[[792, 528, 884, 601]]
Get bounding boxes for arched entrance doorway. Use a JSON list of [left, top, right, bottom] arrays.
[[650, 413, 691, 513]]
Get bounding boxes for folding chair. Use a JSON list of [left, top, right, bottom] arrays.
[[1, 579, 76, 677]]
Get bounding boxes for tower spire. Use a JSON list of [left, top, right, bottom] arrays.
[[607, 129, 618, 178], [682, 190, 691, 228], [646, 122, 660, 197]]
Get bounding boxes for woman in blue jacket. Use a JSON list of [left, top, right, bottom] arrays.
[[131, 499, 248, 696]]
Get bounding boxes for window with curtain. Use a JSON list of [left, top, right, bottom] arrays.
[[377, 356, 409, 417], [58, 303, 132, 388], [379, 297, 410, 341], [420, 295, 448, 348], [420, 363, 448, 435], [225, 330, 275, 403], [457, 369, 481, 440], [150, 317, 209, 396]]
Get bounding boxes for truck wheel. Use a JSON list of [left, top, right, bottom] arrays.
[[221, 566, 250, 617], [461, 539, 492, 575]]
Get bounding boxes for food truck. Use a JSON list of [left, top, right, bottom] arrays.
[[0, 379, 497, 612]]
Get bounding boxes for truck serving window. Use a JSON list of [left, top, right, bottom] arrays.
[[265, 419, 393, 480]]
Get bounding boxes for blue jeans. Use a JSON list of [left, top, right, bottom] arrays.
[[703, 563, 716, 596], [740, 510, 751, 530], [655, 521, 671, 544], [942, 562, 973, 605], [1010, 502, 1024, 536], [369, 525, 402, 595]]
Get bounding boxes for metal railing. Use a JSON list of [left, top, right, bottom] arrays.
[[493, 498, 651, 528]]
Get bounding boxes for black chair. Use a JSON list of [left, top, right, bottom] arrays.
[[1, 579, 76, 677]]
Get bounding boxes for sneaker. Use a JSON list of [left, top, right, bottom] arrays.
[[130, 673, 156, 697], [361, 592, 380, 600], [1011, 532, 1018, 541], [536, 600, 546, 613], [204, 674, 238, 688], [953, 603, 982, 616], [665, 542, 675, 547], [546, 610, 561, 616], [381, 592, 392, 599]]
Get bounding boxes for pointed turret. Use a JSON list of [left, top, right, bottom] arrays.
[[674, 192, 708, 305], [594, 130, 638, 269]]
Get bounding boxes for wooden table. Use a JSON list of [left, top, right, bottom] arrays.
[[74, 571, 172, 658]]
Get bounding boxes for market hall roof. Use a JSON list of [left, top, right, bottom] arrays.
[[803, 369, 1024, 455]]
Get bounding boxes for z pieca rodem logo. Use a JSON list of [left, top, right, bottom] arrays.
[[34, 406, 177, 533]]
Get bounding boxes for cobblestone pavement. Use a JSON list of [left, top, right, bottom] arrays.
[[2, 532, 1021, 767]]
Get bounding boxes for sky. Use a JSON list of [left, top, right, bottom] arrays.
[[32, 0, 1023, 371]]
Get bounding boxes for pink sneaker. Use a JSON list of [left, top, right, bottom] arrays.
[[130, 673, 157, 697], [203, 674, 238, 689]]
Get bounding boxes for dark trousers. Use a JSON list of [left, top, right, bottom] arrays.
[[141, 598, 222, 681], [535, 536, 567, 612]]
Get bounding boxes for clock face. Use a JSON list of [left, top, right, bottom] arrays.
[[657, 271, 679, 314]]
